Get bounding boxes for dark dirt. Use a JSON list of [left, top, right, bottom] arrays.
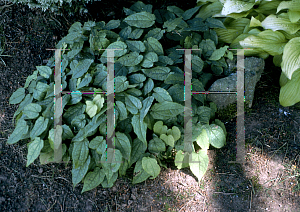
[[1, 0, 300, 211]]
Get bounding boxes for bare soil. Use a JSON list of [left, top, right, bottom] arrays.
[[1, 1, 300, 211]]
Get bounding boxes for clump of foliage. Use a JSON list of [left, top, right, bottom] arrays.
[[7, 1, 231, 193], [195, 0, 300, 107], [8, 0, 94, 15]]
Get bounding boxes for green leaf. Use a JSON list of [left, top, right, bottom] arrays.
[[81, 167, 105, 193], [33, 82, 49, 101], [77, 73, 92, 90], [26, 137, 44, 167], [117, 52, 143, 66], [152, 87, 173, 102], [175, 150, 190, 169], [9, 87, 25, 104], [125, 40, 146, 53], [163, 17, 183, 32], [132, 167, 151, 184], [130, 138, 147, 167], [13, 94, 33, 120], [63, 103, 86, 125], [169, 126, 181, 141], [281, 37, 300, 80], [62, 124, 74, 140], [72, 138, 89, 168], [30, 117, 49, 140], [124, 11, 156, 28], [197, 106, 211, 125], [160, 134, 175, 147], [132, 114, 147, 145], [23, 103, 41, 119], [143, 78, 154, 95], [141, 52, 158, 68], [209, 46, 229, 61], [89, 136, 106, 155], [279, 68, 300, 106], [182, 6, 201, 20], [93, 94, 104, 112], [101, 172, 118, 188], [144, 37, 164, 55], [24, 71, 38, 88], [7, 119, 28, 144], [195, 127, 210, 150], [85, 100, 97, 118], [125, 94, 142, 114], [164, 72, 184, 84], [115, 76, 129, 93], [153, 121, 168, 135], [116, 101, 127, 121], [142, 66, 171, 80], [71, 114, 86, 129], [101, 41, 127, 58], [144, 28, 165, 40], [37, 66, 52, 79], [142, 157, 160, 179], [148, 137, 166, 153], [72, 59, 94, 79], [70, 92, 82, 105], [129, 29, 144, 39], [72, 155, 90, 187], [104, 20, 121, 30], [189, 150, 209, 182], [205, 18, 227, 29], [101, 148, 123, 173], [191, 55, 204, 73], [167, 5, 184, 17], [140, 96, 154, 122], [115, 132, 131, 160], [150, 101, 184, 120]]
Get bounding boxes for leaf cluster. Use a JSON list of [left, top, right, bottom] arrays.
[[8, 1, 229, 192]]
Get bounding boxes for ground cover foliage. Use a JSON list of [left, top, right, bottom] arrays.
[[6, 1, 233, 193]]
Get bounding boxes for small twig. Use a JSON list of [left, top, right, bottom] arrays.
[[213, 192, 237, 195], [46, 200, 57, 212], [50, 14, 62, 27]]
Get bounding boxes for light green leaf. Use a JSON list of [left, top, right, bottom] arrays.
[[23, 103, 41, 119], [221, 0, 255, 16], [9, 87, 25, 104], [148, 137, 166, 153], [30, 117, 49, 140], [160, 134, 175, 147], [115, 132, 131, 160], [150, 102, 184, 120], [81, 167, 105, 193], [279, 68, 300, 107], [208, 124, 226, 148], [132, 114, 147, 145], [72, 155, 90, 187], [93, 94, 105, 112], [174, 150, 190, 169], [7, 119, 28, 144], [281, 37, 300, 80], [195, 127, 210, 150], [153, 121, 168, 135], [170, 126, 181, 141], [124, 11, 156, 28], [209, 46, 229, 60], [117, 52, 143, 67], [142, 66, 170, 80], [26, 137, 44, 167], [37, 66, 52, 79], [189, 150, 209, 182], [72, 59, 94, 79], [101, 41, 127, 58], [142, 157, 160, 179], [86, 100, 97, 118], [73, 138, 89, 169], [101, 148, 123, 173]]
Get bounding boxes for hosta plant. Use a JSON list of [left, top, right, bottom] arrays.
[[195, 0, 300, 107], [7, 1, 228, 193]]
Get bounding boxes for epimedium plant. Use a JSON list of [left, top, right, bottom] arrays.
[[7, 1, 230, 193]]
